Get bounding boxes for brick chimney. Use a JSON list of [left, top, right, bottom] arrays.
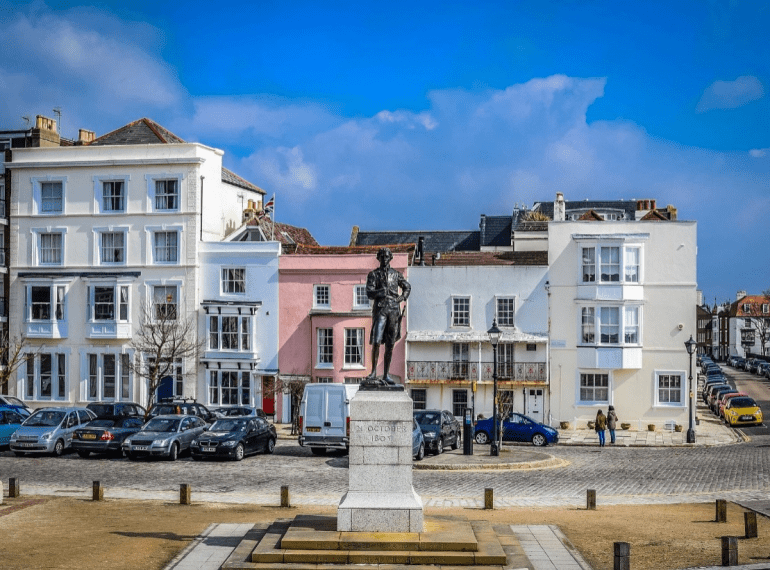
[[737, 290, 747, 301], [553, 192, 565, 221], [31, 115, 60, 147], [77, 129, 96, 145]]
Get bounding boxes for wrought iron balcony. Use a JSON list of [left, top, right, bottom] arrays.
[[407, 361, 547, 382]]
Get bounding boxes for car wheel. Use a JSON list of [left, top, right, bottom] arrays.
[[415, 442, 425, 461], [451, 432, 460, 450], [435, 438, 444, 455], [168, 443, 179, 461], [310, 447, 326, 456], [52, 439, 65, 457], [474, 431, 490, 444], [234, 443, 245, 461], [266, 438, 276, 454], [532, 433, 547, 447], [77, 450, 91, 459]]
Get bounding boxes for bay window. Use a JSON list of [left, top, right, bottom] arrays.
[[580, 242, 645, 284], [208, 315, 252, 351], [579, 305, 642, 346], [87, 285, 129, 322], [27, 284, 65, 322], [24, 352, 67, 401], [209, 370, 252, 406]]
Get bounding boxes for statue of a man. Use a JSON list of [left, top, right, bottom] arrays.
[[366, 247, 411, 385]]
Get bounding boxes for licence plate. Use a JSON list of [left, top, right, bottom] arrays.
[[740, 415, 755, 421], [19, 443, 35, 447], [133, 445, 148, 451], [307, 427, 321, 433], [202, 447, 216, 452], [82, 434, 96, 440]]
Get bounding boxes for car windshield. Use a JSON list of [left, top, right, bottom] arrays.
[[144, 418, 180, 432], [210, 419, 248, 432], [4, 396, 25, 407], [151, 405, 178, 415], [414, 412, 441, 425], [85, 419, 116, 428], [730, 398, 757, 408], [87, 405, 115, 417], [23, 410, 65, 427]]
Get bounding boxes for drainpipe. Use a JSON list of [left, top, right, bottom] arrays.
[[199, 176, 205, 241]]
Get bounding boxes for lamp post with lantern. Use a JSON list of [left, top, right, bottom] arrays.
[[684, 335, 696, 444], [488, 319, 502, 456]]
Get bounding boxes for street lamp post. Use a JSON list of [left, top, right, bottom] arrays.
[[684, 335, 696, 444], [488, 319, 502, 456]]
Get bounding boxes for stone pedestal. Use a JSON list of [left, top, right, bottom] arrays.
[[337, 390, 424, 532]]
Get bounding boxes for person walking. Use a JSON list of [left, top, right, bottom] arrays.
[[595, 409, 607, 447], [607, 405, 618, 445]]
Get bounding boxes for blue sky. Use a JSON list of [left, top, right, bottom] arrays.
[[0, 0, 768, 303]]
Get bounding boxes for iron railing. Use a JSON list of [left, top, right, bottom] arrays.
[[407, 361, 547, 382]]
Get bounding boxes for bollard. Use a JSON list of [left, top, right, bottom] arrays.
[[721, 536, 737, 566], [92, 481, 104, 501], [613, 542, 630, 570], [9, 478, 19, 498], [280, 485, 290, 508], [484, 488, 494, 510], [744, 512, 758, 539], [587, 489, 596, 510], [716, 499, 727, 522], [180, 484, 191, 505]]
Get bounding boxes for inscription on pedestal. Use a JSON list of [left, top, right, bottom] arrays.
[[351, 421, 411, 447]]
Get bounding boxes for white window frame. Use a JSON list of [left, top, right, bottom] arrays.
[[411, 388, 427, 410], [316, 327, 333, 368], [146, 173, 183, 212], [343, 328, 365, 368], [451, 296, 471, 328], [152, 284, 179, 321], [576, 238, 647, 285], [81, 350, 134, 402], [221, 268, 246, 295], [32, 176, 67, 215], [145, 355, 184, 398], [93, 174, 130, 214], [208, 369, 252, 406], [577, 371, 610, 405], [207, 314, 252, 352], [31, 227, 67, 266], [26, 283, 67, 323], [599, 246, 620, 283], [581, 247, 596, 283], [316, 377, 333, 384], [653, 370, 686, 408], [20, 351, 70, 402], [452, 390, 468, 417], [579, 304, 643, 347], [93, 226, 129, 266], [314, 284, 331, 310], [495, 296, 516, 327], [151, 229, 181, 265], [353, 284, 370, 310]]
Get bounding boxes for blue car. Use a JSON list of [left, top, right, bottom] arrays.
[[412, 418, 425, 461], [0, 406, 30, 447], [474, 412, 558, 447]]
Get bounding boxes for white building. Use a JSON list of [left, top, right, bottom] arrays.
[[7, 118, 265, 410], [546, 200, 698, 428], [405, 252, 549, 422]]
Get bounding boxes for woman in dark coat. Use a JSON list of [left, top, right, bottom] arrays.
[[607, 405, 618, 444], [595, 409, 607, 447]]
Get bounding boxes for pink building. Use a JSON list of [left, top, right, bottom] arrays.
[[277, 245, 414, 423]]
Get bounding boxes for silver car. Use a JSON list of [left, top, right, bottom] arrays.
[[123, 415, 207, 461], [9, 407, 96, 456]]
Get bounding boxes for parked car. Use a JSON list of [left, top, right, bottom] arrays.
[[9, 407, 96, 456], [474, 412, 559, 447], [298, 383, 359, 455], [147, 399, 217, 424], [719, 392, 748, 419], [723, 397, 763, 427], [703, 383, 731, 405], [210, 406, 268, 420], [0, 406, 29, 448], [123, 415, 207, 460], [71, 416, 145, 457], [412, 418, 425, 461], [414, 409, 461, 455], [86, 401, 146, 419], [710, 387, 738, 414], [0, 395, 29, 411], [728, 356, 745, 368], [746, 359, 761, 374], [756, 362, 770, 377], [190, 416, 276, 461]]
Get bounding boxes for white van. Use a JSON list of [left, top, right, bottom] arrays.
[[298, 383, 359, 455]]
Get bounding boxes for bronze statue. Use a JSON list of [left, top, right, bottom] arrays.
[[364, 247, 411, 387]]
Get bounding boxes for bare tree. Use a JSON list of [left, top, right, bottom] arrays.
[[743, 290, 770, 357], [274, 374, 309, 434], [0, 332, 37, 396], [128, 300, 204, 412]]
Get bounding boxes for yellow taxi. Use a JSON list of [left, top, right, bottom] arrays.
[[723, 396, 763, 427]]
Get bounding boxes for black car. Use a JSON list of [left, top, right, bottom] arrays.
[[413, 410, 461, 455], [86, 402, 146, 419], [190, 417, 276, 461], [147, 399, 217, 424], [72, 417, 145, 457], [210, 406, 268, 420]]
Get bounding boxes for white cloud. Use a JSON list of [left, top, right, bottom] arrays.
[[749, 148, 768, 158], [696, 76, 765, 112]]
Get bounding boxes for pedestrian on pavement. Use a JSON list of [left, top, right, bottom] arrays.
[[607, 405, 618, 445], [595, 409, 607, 447]]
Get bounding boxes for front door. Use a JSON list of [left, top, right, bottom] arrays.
[[526, 388, 543, 423], [157, 376, 174, 401], [262, 376, 275, 416]]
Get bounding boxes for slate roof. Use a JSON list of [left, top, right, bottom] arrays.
[[354, 231, 480, 253], [293, 243, 416, 257], [88, 118, 264, 195], [479, 215, 512, 247], [533, 199, 639, 220], [427, 251, 547, 266]]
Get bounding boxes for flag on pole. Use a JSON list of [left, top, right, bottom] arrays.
[[261, 194, 275, 219]]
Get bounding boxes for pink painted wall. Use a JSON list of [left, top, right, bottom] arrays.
[[277, 253, 410, 420]]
